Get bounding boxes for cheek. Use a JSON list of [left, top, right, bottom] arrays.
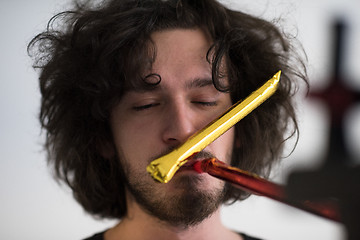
[[111, 118, 161, 163], [211, 126, 235, 162], [218, 126, 235, 146], [223, 127, 235, 154]]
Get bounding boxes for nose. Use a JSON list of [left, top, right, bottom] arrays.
[[161, 102, 197, 147]]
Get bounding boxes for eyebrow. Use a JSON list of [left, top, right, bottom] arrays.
[[185, 78, 214, 89], [129, 77, 215, 93]]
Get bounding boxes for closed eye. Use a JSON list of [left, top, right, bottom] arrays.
[[132, 103, 160, 111], [192, 101, 218, 107]]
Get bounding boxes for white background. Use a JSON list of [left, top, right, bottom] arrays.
[[1, 0, 359, 239]]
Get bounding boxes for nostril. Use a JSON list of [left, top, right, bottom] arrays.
[[166, 137, 180, 145]]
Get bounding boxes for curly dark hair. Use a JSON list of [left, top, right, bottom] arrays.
[[28, 0, 307, 219]]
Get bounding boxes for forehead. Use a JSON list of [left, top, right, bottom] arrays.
[[150, 28, 212, 58], [146, 28, 213, 89]]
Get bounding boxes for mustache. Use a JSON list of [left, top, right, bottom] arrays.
[[191, 151, 215, 160], [150, 148, 216, 163]]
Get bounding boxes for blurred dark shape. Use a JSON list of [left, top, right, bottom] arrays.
[[286, 19, 360, 240]]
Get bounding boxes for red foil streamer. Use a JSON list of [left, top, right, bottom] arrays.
[[194, 158, 341, 222]]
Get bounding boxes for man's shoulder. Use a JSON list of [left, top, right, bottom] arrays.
[[82, 231, 105, 240], [239, 232, 263, 240], [83, 231, 263, 240]]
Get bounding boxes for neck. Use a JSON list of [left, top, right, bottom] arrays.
[[105, 193, 242, 240]]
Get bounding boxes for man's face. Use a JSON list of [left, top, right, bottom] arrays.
[[110, 28, 234, 227]]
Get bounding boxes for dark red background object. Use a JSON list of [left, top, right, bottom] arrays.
[[287, 19, 360, 240]]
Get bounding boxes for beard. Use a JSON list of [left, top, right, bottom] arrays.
[[122, 151, 226, 228]]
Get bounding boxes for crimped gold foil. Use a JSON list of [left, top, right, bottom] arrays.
[[147, 71, 281, 183]]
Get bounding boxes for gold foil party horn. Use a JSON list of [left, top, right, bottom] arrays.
[[147, 71, 281, 183]]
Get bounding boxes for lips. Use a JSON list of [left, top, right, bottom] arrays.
[[181, 158, 198, 167], [177, 152, 215, 173], [178, 156, 205, 173]]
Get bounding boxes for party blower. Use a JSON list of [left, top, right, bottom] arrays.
[[146, 71, 341, 222]]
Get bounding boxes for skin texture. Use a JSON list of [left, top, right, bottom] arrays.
[[108, 28, 241, 240]]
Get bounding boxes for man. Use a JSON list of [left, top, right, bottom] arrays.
[[28, 0, 307, 239]]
